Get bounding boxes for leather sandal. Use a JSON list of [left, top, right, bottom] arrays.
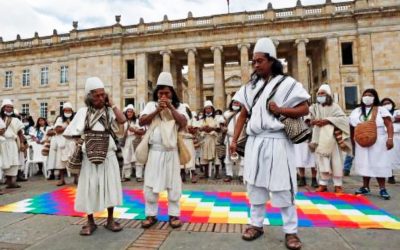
[[104, 221, 123, 232], [141, 216, 158, 229], [285, 233, 302, 250], [79, 224, 97, 236], [169, 216, 182, 229], [315, 185, 327, 192], [334, 186, 344, 194], [242, 226, 264, 241]]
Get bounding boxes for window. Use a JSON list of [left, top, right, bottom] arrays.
[[41, 67, 49, 85], [126, 60, 135, 79], [5, 71, 13, 88], [341, 42, 354, 65], [206, 96, 213, 101], [59, 101, 65, 114], [40, 102, 48, 118], [21, 103, 30, 115], [22, 69, 30, 87], [125, 98, 135, 107], [344, 86, 358, 110], [60, 65, 68, 84]]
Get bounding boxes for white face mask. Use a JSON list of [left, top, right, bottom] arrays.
[[383, 104, 393, 111], [64, 113, 72, 118], [232, 106, 240, 111], [317, 96, 327, 104], [362, 96, 375, 106], [23, 122, 30, 127], [4, 111, 13, 116]]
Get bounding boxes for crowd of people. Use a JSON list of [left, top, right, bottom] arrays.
[[0, 37, 398, 250]]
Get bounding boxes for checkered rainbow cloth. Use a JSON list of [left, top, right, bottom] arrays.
[[0, 187, 399, 230]]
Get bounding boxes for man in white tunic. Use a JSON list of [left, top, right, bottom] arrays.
[[230, 38, 309, 250], [0, 99, 26, 189], [139, 72, 188, 229], [64, 77, 126, 235]]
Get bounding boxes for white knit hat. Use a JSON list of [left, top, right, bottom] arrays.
[[254, 37, 277, 59], [63, 102, 73, 110], [204, 100, 214, 108], [85, 77, 104, 94], [123, 104, 135, 113], [318, 84, 332, 95], [156, 72, 174, 87], [1, 99, 13, 108]]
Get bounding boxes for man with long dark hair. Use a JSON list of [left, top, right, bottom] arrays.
[[230, 38, 309, 249], [139, 72, 188, 229]]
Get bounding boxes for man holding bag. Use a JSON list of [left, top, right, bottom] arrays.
[[138, 72, 188, 229]]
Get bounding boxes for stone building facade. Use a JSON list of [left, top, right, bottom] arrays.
[[0, 0, 399, 122]]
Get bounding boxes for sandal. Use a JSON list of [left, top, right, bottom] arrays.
[[141, 216, 158, 229], [169, 216, 182, 229], [6, 183, 21, 189], [104, 221, 123, 232], [285, 233, 302, 250], [79, 224, 97, 236], [242, 226, 264, 241], [57, 181, 66, 187]]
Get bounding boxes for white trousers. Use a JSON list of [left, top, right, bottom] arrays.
[[122, 163, 143, 178], [225, 163, 243, 177], [247, 184, 298, 234], [319, 177, 342, 186], [144, 185, 180, 217]]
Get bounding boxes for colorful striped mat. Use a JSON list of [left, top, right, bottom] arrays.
[[0, 187, 399, 230]]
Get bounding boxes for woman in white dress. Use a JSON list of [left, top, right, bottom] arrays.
[[47, 102, 76, 186], [64, 77, 126, 235], [180, 104, 198, 183], [29, 117, 52, 178], [350, 89, 394, 200], [121, 104, 145, 182], [381, 98, 399, 184], [0, 99, 26, 189], [0, 117, 6, 194], [139, 72, 188, 229]]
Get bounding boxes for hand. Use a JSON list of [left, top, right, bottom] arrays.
[[268, 101, 281, 116], [317, 120, 330, 127], [158, 97, 169, 110], [229, 140, 237, 155], [135, 129, 146, 136], [0, 128, 5, 136], [387, 138, 394, 150], [107, 94, 114, 107]]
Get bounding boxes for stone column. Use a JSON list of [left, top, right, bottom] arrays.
[[160, 50, 171, 73], [325, 36, 341, 94], [211, 46, 226, 110], [226, 92, 232, 107], [358, 33, 375, 90], [111, 41, 123, 108], [185, 48, 198, 110], [295, 39, 310, 91], [238, 43, 251, 84], [136, 52, 148, 112]]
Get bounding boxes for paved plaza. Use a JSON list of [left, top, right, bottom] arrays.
[[0, 172, 399, 250]]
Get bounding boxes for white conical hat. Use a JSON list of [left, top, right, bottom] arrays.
[[254, 37, 277, 59], [204, 100, 214, 108], [156, 72, 174, 87], [1, 99, 13, 108], [63, 102, 73, 110], [123, 104, 135, 113], [85, 77, 104, 94], [318, 84, 332, 95]]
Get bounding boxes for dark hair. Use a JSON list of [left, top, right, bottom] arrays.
[[202, 106, 216, 118], [215, 109, 223, 116], [185, 107, 193, 120], [361, 89, 380, 117], [249, 53, 284, 86], [152, 85, 180, 109], [228, 100, 242, 112], [23, 116, 35, 127], [124, 109, 137, 123], [35, 117, 49, 131], [381, 97, 396, 115], [0, 107, 17, 120]]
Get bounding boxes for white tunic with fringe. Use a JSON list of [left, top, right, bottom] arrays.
[[350, 107, 392, 178], [233, 75, 310, 193], [389, 110, 400, 170], [141, 102, 188, 196], [0, 117, 24, 176], [64, 107, 122, 214]]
